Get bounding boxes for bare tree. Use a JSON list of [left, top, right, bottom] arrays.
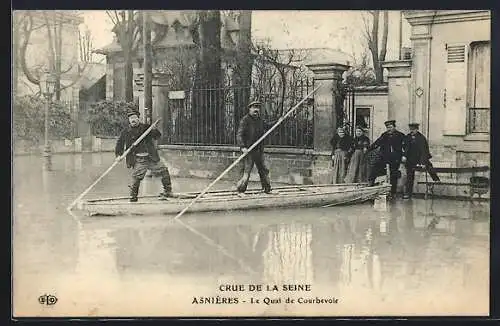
[[78, 25, 94, 63], [190, 10, 224, 143], [252, 39, 306, 116], [15, 11, 88, 100], [232, 10, 253, 123], [106, 10, 142, 102], [362, 10, 389, 84]]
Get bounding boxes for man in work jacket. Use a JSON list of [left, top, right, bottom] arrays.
[[115, 108, 173, 202], [367, 119, 406, 198], [402, 122, 440, 199], [235, 100, 273, 194]]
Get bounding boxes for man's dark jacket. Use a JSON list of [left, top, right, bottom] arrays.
[[115, 123, 161, 168], [237, 114, 273, 153], [404, 131, 432, 165], [368, 130, 406, 162]]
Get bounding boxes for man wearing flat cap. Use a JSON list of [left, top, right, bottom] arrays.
[[367, 119, 406, 198], [402, 123, 440, 199], [115, 107, 173, 202], [235, 100, 274, 194]]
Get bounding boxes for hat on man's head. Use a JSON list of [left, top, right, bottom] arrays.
[[248, 100, 262, 108], [127, 107, 140, 117], [408, 122, 420, 129], [384, 120, 396, 127]]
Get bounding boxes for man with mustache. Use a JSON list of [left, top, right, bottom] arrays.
[[236, 100, 274, 194], [115, 107, 173, 202], [402, 123, 440, 199]]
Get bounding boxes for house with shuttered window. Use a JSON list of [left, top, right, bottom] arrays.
[[402, 10, 490, 167]]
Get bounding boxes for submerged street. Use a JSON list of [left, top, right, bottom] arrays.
[[13, 153, 490, 317]]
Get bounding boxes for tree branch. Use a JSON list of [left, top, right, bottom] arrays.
[[60, 61, 89, 91], [43, 12, 56, 72], [19, 12, 40, 85]]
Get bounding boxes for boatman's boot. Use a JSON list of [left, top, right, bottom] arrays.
[[129, 179, 141, 202], [261, 174, 272, 194], [159, 172, 173, 199]]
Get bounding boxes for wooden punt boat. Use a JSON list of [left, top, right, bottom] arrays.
[[76, 182, 391, 217]]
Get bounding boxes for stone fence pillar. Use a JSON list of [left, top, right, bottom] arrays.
[[382, 60, 412, 134], [305, 63, 350, 152], [305, 62, 350, 184]]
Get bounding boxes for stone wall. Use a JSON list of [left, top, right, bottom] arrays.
[[158, 145, 327, 185], [158, 145, 488, 199], [353, 86, 389, 141]]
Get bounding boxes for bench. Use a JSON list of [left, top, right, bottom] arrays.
[[416, 166, 489, 199]]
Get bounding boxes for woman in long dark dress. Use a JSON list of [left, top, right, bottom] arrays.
[[345, 126, 370, 183], [330, 126, 353, 184]]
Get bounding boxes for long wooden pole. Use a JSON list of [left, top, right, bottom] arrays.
[[67, 118, 162, 211], [172, 85, 322, 221]]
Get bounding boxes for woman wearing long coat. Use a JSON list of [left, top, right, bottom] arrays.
[[345, 126, 370, 183], [330, 127, 353, 184]]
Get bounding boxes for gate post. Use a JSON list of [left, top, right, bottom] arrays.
[[305, 63, 350, 152]]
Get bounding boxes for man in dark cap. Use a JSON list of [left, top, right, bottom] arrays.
[[402, 123, 440, 199], [115, 108, 173, 202], [367, 120, 406, 198], [235, 100, 274, 194]]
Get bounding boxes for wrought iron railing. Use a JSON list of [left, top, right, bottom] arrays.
[[468, 107, 490, 134], [165, 78, 315, 148]]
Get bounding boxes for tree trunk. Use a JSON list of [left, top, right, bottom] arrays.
[[13, 14, 20, 97], [233, 11, 253, 132], [378, 10, 389, 82], [124, 10, 135, 103], [194, 10, 223, 144], [54, 17, 63, 101], [369, 11, 381, 84], [143, 10, 153, 124]]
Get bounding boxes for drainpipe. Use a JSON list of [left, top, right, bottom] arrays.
[[426, 11, 438, 139]]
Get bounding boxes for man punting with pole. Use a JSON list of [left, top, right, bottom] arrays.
[[236, 100, 275, 194], [115, 107, 173, 202]]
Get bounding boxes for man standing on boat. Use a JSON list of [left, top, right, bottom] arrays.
[[367, 120, 406, 198], [236, 100, 273, 194], [115, 107, 173, 202], [402, 123, 440, 199]]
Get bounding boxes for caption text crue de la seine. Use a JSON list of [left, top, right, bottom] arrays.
[[191, 284, 340, 305]]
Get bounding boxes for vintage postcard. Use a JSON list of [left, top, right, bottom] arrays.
[[12, 10, 490, 317]]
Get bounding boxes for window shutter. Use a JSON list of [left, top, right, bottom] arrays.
[[443, 43, 468, 135]]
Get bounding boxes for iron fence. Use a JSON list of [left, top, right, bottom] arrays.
[[165, 77, 315, 148], [468, 107, 489, 134], [340, 84, 356, 136]]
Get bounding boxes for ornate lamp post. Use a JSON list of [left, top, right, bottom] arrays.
[[39, 72, 56, 171]]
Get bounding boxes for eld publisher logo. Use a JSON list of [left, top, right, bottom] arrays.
[[38, 294, 58, 306]]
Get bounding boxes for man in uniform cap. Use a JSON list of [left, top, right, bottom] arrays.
[[235, 100, 274, 194], [115, 107, 173, 202], [367, 119, 406, 198], [402, 123, 440, 199]]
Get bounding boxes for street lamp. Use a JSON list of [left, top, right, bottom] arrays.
[[39, 72, 56, 171]]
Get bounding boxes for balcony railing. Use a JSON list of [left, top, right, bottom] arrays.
[[468, 107, 490, 134]]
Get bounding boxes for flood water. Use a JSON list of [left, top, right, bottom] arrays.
[[12, 153, 490, 317]]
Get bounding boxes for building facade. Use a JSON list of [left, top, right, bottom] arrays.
[[403, 10, 490, 167]]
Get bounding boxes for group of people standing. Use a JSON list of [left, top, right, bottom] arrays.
[[114, 100, 438, 203], [330, 119, 440, 199]]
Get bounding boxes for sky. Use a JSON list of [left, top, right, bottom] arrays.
[[82, 10, 412, 63]]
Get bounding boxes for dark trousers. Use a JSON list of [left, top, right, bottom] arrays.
[[368, 158, 401, 195], [405, 161, 440, 195], [129, 156, 172, 199], [388, 160, 401, 195], [236, 150, 271, 193]]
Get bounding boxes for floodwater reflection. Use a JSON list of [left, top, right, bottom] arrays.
[[12, 153, 489, 316]]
